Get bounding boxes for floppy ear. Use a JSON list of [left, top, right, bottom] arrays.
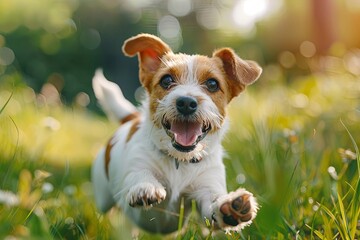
[[213, 48, 262, 99], [122, 34, 172, 89]]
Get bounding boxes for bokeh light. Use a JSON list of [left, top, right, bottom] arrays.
[[344, 49, 360, 75], [168, 0, 192, 17], [232, 0, 283, 33], [75, 92, 90, 107], [278, 51, 296, 68], [0, 47, 15, 66], [157, 15, 182, 51], [300, 41, 317, 58], [80, 29, 101, 50], [158, 15, 181, 39], [196, 5, 221, 30]]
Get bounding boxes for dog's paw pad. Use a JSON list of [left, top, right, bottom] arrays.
[[220, 193, 253, 225], [127, 183, 166, 208], [213, 188, 258, 231]]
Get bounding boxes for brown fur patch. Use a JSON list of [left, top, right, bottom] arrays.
[[122, 34, 172, 91], [213, 48, 261, 94], [104, 115, 141, 178], [126, 117, 141, 143], [120, 112, 141, 125], [193, 56, 232, 117], [148, 54, 189, 120], [104, 137, 115, 179]]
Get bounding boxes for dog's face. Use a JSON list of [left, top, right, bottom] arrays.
[[122, 34, 262, 161]]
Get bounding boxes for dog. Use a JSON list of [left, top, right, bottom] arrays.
[[91, 33, 262, 234]]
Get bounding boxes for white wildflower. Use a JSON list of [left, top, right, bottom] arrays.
[[0, 189, 19, 207]]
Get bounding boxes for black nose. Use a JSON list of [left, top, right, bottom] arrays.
[[176, 96, 198, 116]]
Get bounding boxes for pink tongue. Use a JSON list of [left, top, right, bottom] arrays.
[[170, 121, 202, 147]]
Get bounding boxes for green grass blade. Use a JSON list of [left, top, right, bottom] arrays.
[[349, 178, 360, 239], [1, 116, 20, 189], [0, 92, 13, 115], [321, 208, 334, 239], [312, 229, 325, 239], [320, 204, 346, 239], [341, 120, 360, 175], [308, 211, 317, 240], [176, 197, 185, 240], [336, 191, 349, 239], [341, 120, 360, 239]]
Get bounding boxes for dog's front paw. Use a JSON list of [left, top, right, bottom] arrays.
[[212, 188, 258, 232], [127, 183, 166, 208]]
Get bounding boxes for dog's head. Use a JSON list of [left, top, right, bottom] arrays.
[[122, 34, 262, 161]]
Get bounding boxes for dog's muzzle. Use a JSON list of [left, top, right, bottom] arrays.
[[161, 96, 212, 152], [162, 118, 211, 153]]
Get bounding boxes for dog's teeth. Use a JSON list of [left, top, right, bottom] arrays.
[[202, 122, 211, 132]]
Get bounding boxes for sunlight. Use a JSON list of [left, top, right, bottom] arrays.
[[232, 0, 283, 33], [232, 0, 267, 30], [243, 0, 268, 20]]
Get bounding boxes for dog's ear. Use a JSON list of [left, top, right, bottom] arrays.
[[122, 34, 172, 88], [213, 48, 262, 99]]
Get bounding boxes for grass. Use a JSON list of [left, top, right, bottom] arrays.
[[0, 67, 359, 239]]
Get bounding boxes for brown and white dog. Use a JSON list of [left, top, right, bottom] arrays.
[[91, 33, 262, 234]]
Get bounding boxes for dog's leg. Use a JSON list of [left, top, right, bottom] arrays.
[[119, 170, 167, 208], [211, 188, 258, 232], [193, 167, 258, 232], [92, 148, 115, 212]]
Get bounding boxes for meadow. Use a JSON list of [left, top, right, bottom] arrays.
[[0, 62, 359, 239]]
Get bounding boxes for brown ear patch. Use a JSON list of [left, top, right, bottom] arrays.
[[122, 34, 171, 58], [122, 34, 173, 90], [213, 48, 262, 99]]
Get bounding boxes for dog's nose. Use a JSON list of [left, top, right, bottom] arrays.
[[176, 96, 198, 116]]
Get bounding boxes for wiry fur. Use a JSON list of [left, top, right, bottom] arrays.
[[91, 34, 262, 234]]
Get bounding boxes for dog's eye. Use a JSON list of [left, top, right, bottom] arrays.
[[160, 74, 175, 89], [205, 78, 219, 92]]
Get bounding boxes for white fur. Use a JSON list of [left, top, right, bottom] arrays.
[[92, 69, 137, 121], [92, 66, 257, 233]]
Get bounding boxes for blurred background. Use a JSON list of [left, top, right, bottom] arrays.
[[1, 0, 360, 106], [0, 0, 360, 239]]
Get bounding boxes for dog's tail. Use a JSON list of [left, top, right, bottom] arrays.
[[92, 69, 138, 122]]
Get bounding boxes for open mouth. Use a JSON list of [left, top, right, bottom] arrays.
[[162, 117, 211, 153]]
